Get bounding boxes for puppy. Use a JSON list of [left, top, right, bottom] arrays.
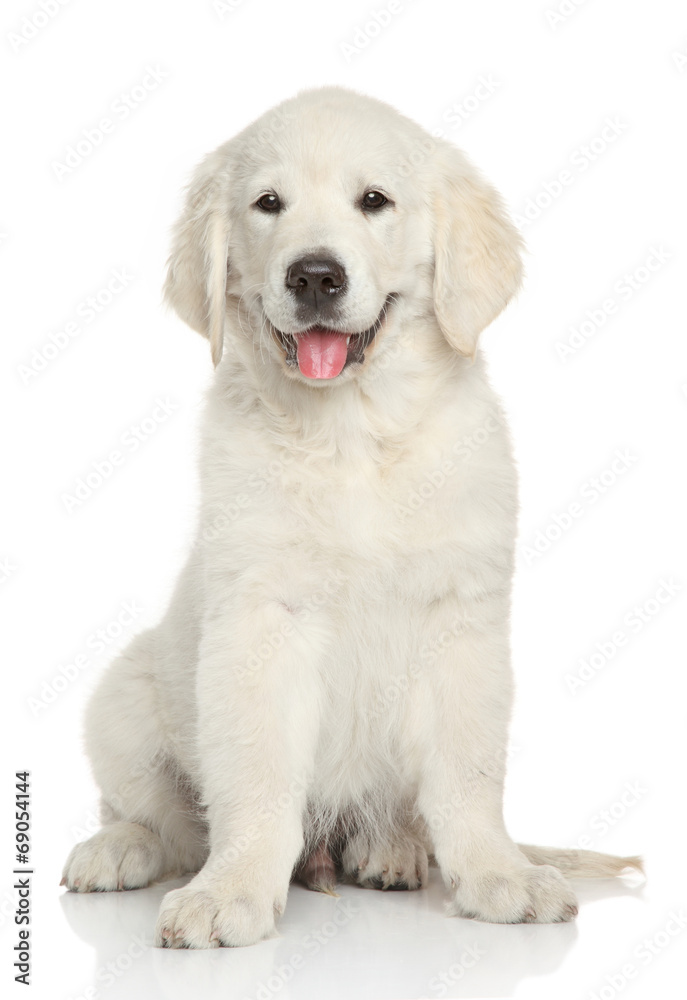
[[62, 87, 641, 948]]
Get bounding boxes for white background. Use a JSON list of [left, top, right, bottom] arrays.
[[2, 1, 686, 998]]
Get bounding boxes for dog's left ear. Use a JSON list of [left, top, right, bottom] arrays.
[[164, 149, 231, 367], [432, 143, 523, 359]]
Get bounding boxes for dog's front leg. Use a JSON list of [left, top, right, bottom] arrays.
[[155, 585, 326, 948], [417, 602, 579, 924]]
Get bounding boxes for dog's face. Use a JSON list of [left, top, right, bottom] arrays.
[[165, 87, 523, 383], [229, 105, 427, 384]]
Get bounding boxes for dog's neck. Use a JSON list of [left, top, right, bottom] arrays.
[[217, 314, 470, 462]]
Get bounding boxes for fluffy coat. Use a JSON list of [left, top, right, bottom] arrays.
[[62, 87, 641, 948]]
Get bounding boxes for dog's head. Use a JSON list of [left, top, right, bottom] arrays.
[[165, 87, 522, 383]]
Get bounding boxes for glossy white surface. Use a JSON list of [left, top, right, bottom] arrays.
[[45, 866, 676, 1000]]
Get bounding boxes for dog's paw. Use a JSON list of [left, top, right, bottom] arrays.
[[155, 878, 281, 948], [342, 832, 429, 890], [449, 863, 578, 924], [294, 841, 338, 894], [61, 822, 167, 892]]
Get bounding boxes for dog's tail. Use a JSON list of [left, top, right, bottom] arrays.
[[517, 844, 644, 879]]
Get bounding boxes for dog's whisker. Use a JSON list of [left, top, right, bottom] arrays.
[[235, 281, 266, 339], [232, 280, 270, 368], [258, 314, 271, 366]]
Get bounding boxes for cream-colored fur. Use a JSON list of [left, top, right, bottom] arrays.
[[61, 87, 642, 948]]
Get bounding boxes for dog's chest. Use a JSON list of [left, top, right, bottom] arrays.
[[274, 435, 469, 561], [285, 456, 396, 549]]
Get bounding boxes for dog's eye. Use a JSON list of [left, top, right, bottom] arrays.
[[256, 193, 281, 212], [361, 190, 388, 211]]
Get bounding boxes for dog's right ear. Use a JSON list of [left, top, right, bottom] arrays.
[[164, 152, 231, 367]]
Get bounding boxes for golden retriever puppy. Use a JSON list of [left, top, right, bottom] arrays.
[[62, 87, 641, 948]]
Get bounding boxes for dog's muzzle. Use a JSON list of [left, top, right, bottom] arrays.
[[271, 294, 396, 379]]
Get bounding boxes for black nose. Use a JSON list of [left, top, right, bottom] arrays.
[[285, 256, 347, 300]]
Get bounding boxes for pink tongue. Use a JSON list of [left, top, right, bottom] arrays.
[[296, 329, 348, 379]]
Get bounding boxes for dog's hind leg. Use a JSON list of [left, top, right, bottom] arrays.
[[62, 629, 207, 892]]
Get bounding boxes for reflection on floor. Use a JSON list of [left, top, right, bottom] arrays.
[[60, 868, 644, 1000]]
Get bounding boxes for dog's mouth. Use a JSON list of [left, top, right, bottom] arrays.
[[270, 295, 396, 379]]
